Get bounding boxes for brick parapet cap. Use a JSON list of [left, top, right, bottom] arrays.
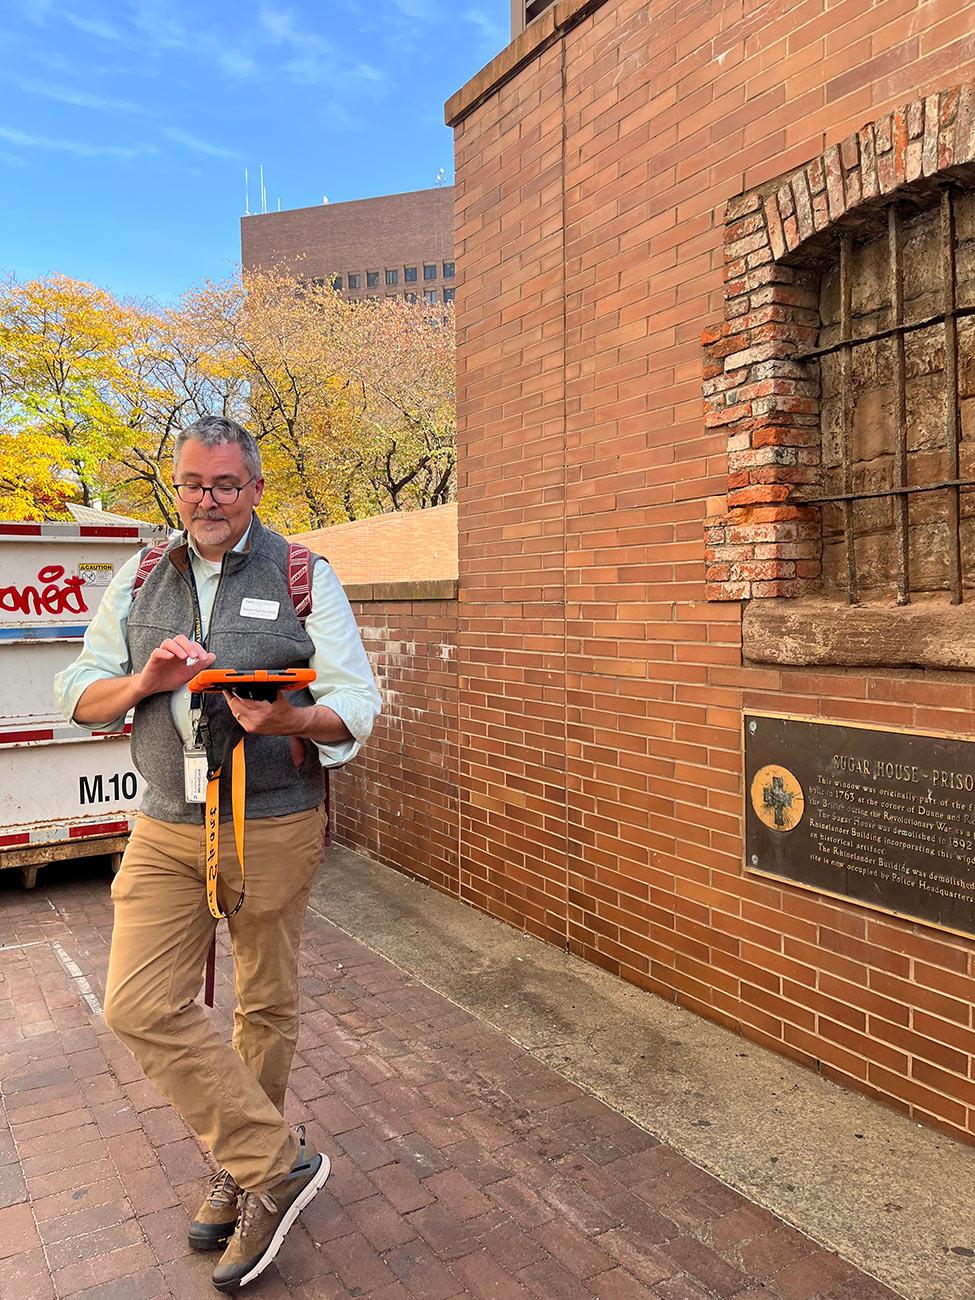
[[347, 579, 459, 604], [444, 0, 610, 127]]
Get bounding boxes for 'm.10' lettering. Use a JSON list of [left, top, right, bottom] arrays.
[[0, 565, 89, 615], [80, 772, 138, 805]]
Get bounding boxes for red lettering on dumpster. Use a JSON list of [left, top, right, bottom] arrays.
[[0, 565, 89, 616]]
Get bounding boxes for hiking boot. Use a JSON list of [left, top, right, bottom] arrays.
[[188, 1168, 241, 1252], [210, 1144, 331, 1291]]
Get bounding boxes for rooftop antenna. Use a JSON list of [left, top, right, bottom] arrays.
[[277, 196, 281, 212], [259, 163, 266, 214], [244, 166, 250, 215], [435, 167, 445, 187], [322, 195, 329, 204]]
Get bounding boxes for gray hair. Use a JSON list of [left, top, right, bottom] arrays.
[[174, 416, 262, 479]]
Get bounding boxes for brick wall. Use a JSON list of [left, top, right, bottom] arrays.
[[333, 587, 459, 898], [435, 0, 975, 1140]]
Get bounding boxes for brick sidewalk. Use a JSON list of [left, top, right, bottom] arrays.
[[0, 866, 901, 1300]]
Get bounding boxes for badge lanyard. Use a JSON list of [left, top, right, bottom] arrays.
[[185, 562, 247, 922]]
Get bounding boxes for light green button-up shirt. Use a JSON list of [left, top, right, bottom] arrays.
[[54, 526, 381, 767]]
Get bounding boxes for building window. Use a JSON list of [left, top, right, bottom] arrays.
[[443, 261, 455, 279], [347, 272, 360, 291], [424, 288, 438, 305], [366, 270, 379, 288], [404, 265, 417, 283], [404, 291, 417, 304], [386, 268, 398, 286], [423, 263, 437, 281], [443, 287, 455, 303], [331, 274, 342, 292]]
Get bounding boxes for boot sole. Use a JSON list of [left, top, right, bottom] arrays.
[[212, 1154, 332, 1292], [187, 1226, 235, 1252]]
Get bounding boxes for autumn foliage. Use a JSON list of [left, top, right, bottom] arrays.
[[0, 270, 456, 529]]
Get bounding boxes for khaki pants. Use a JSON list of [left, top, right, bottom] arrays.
[[103, 806, 325, 1191]]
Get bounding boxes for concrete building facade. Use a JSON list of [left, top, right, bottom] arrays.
[[240, 186, 456, 306]]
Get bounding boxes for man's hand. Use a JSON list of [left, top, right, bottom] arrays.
[[223, 690, 354, 746], [73, 636, 216, 726], [223, 689, 300, 736], [138, 636, 215, 697]]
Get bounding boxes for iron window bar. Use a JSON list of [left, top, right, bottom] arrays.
[[793, 303, 975, 365], [793, 187, 970, 607]]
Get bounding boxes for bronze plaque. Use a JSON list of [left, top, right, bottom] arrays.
[[744, 712, 975, 938]]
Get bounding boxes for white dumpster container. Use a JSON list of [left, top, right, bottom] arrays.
[[0, 519, 167, 886]]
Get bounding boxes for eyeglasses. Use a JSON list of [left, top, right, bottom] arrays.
[[173, 478, 256, 505]]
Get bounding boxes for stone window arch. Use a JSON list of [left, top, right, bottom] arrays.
[[703, 86, 975, 670]]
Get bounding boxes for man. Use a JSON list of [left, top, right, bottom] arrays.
[[55, 416, 381, 1292]]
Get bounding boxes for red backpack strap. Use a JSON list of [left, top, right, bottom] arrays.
[[132, 541, 169, 597], [286, 542, 316, 624], [287, 542, 334, 846]]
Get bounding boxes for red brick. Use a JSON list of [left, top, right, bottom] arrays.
[[0, 1201, 39, 1258]]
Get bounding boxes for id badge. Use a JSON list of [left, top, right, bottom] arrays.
[[183, 746, 209, 803]]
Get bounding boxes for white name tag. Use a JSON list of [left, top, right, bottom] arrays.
[[183, 748, 208, 803], [239, 598, 280, 620]]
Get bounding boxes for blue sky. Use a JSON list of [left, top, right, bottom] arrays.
[[0, 1, 507, 304]]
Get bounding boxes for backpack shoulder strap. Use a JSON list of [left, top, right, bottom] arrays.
[[132, 541, 169, 598], [287, 540, 333, 845], [287, 542, 318, 625]]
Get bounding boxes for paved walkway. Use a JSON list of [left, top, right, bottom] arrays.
[[0, 863, 902, 1300]]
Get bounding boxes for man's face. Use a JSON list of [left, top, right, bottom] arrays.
[[174, 440, 264, 559]]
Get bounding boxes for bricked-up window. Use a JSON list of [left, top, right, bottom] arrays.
[[348, 272, 360, 291], [804, 189, 975, 605], [386, 268, 398, 286], [443, 261, 455, 279], [366, 270, 379, 288], [423, 263, 437, 281], [404, 265, 417, 283], [704, 88, 975, 670]]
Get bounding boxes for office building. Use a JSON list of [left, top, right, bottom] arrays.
[[240, 186, 456, 307]]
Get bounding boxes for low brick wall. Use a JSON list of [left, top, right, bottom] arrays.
[[332, 581, 459, 897]]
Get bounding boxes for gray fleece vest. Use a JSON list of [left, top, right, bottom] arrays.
[[126, 514, 325, 824]]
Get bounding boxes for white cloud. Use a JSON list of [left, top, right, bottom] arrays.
[[390, 0, 439, 18], [0, 124, 149, 158], [259, 5, 300, 43], [216, 48, 258, 78], [21, 0, 55, 23], [162, 127, 243, 160], [60, 9, 123, 40], [15, 77, 145, 114], [464, 7, 505, 49], [130, 0, 187, 51]]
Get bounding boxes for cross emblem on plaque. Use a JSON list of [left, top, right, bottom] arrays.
[[763, 774, 794, 828]]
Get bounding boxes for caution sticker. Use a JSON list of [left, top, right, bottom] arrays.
[[78, 562, 114, 587]]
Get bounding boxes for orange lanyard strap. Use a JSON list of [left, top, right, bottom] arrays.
[[204, 737, 247, 920]]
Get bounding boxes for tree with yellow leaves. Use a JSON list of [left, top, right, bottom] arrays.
[[340, 294, 456, 512], [0, 427, 72, 520], [0, 267, 457, 530], [0, 273, 144, 508]]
